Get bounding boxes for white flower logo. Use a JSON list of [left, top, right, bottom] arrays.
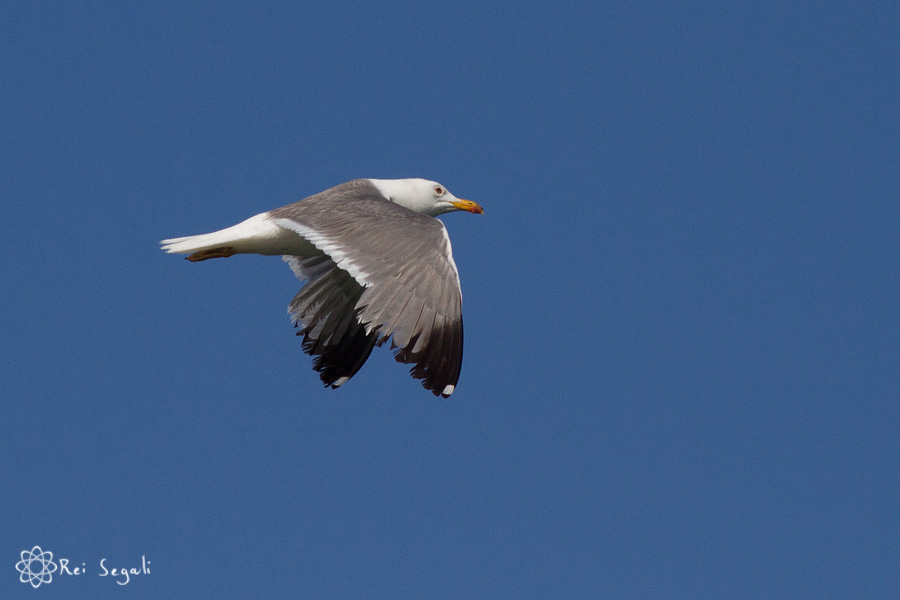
[[16, 546, 58, 588]]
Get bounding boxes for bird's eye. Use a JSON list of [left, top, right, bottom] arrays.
[[435, 186, 444, 195]]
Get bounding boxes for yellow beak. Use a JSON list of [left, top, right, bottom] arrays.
[[451, 199, 484, 214]]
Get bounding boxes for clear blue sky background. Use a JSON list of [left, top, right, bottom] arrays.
[[2, 1, 898, 598]]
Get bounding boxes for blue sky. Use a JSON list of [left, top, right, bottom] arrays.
[[2, 1, 898, 597]]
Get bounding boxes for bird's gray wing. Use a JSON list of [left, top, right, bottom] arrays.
[[282, 253, 378, 389], [271, 180, 464, 397]]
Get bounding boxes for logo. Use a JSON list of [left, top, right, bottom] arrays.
[[16, 546, 57, 588], [14, 547, 150, 588]]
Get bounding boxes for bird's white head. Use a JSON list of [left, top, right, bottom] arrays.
[[369, 178, 484, 217]]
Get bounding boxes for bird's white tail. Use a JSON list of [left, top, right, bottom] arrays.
[[160, 211, 314, 260], [160, 213, 276, 256]]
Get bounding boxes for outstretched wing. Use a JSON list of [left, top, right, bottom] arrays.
[[283, 254, 378, 389], [272, 180, 464, 397]]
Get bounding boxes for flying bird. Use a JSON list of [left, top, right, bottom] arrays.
[[161, 178, 483, 397]]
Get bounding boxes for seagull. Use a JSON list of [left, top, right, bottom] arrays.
[[161, 178, 483, 397]]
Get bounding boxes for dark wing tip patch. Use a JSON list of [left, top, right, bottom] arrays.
[[287, 256, 379, 390], [391, 316, 463, 397]]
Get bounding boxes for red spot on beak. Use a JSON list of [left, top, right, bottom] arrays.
[[453, 199, 484, 214]]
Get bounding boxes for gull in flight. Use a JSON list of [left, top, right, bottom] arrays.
[[161, 178, 483, 397]]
